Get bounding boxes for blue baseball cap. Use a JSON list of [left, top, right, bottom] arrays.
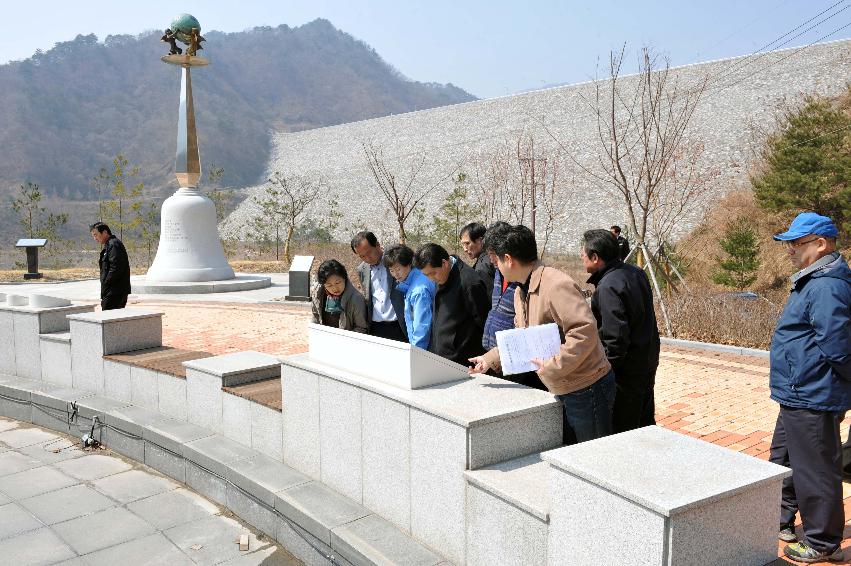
[[773, 212, 839, 241]]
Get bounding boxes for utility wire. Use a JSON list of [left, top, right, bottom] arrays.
[[710, 18, 851, 97], [671, 1, 851, 101]]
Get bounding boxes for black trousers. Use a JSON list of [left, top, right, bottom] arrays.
[[369, 320, 406, 343], [612, 374, 657, 434], [769, 405, 845, 552], [101, 293, 128, 311]]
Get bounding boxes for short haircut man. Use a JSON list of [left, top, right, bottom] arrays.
[[460, 222, 495, 290], [768, 212, 851, 562], [90, 222, 131, 310], [471, 224, 615, 445], [351, 231, 407, 342], [415, 242, 490, 365], [582, 228, 660, 434], [480, 221, 546, 390], [610, 225, 630, 261]]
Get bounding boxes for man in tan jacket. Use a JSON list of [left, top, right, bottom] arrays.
[[469, 224, 615, 445]]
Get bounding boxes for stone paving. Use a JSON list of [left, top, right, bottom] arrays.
[[0, 417, 300, 566]]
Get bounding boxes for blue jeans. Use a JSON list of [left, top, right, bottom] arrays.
[[556, 369, 616, 445]]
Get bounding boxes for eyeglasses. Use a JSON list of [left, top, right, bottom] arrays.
[[784, 237, 821, 249]]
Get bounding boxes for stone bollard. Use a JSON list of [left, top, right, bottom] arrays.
[[543, 426, 790, 566], [67, 309, 163, 394]]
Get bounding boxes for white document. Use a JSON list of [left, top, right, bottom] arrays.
[[495, 323, 562, 375]]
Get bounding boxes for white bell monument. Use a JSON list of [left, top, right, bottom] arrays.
[[146, 47, 235, 283]]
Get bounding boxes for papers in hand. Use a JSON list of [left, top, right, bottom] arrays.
[[495, 323, 561, 375]]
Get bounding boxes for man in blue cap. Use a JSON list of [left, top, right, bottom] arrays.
[[768, 212, 851, 563]]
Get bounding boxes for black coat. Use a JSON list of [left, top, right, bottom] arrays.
[[429, 258, 491, 365], [472, 252, 496, 292], [616, 235, 630, 261], [588, 260, 659, 385], [99, 235, 131, 298]]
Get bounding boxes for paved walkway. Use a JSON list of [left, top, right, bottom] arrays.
[[0, 418, 300, 566], [0, 273, 292, 304]]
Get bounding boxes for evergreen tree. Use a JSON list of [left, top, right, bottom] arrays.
[[100, 154, 144, 241], [752, 94, 851, 234], [712, 219, 761, 291], [432, 172, 483, 254], [10, 181, 69, 261]]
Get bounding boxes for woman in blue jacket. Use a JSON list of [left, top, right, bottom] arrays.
[[383, 244, 436, 350]]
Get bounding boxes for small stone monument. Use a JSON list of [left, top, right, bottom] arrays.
[[285, 255, 314, 301], [15, 238, 47, 280]]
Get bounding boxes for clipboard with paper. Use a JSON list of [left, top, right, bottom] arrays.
[[495, 323, 562, 375]]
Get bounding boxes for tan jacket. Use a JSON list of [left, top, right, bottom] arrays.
[[483, 263, 611, 395]]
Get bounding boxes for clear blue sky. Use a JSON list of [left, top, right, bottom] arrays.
[[1, 1, 849, 98]]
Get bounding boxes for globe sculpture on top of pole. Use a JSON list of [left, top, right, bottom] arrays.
[[145, 14, 236, 284]]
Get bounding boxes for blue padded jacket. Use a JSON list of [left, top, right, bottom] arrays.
[[769, 253, 851, 411]]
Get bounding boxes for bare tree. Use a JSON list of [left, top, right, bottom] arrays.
[[470, 134, 569, 259], [470, 144, 511, 226], [542, 46, 711, 336], [363, 141, 457, 244], [548, 46, 711, 250], [255, 172, 322, 262]]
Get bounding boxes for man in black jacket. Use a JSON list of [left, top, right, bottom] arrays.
[[460, 222, 496, 291], [583, 229, 660, 432], [415, 243, 491, 366], [610, 226, 631, 261], [90, 222, 131, 310]]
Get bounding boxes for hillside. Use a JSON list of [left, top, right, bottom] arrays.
[[0, 19, 475, 204]]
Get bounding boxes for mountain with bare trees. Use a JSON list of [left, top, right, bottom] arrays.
[[0, 19, 475, 204]]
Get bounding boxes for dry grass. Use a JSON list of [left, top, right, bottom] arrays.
[[0, 266, 149, 283], [661, 286, 783, 349]]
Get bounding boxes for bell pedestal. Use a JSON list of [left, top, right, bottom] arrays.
[[145, 187, 235, 282]]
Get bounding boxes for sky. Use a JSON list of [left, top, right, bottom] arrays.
[[1, 1, 849, 99]]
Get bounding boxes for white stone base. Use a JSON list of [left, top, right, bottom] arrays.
[[131, 274, 271, 295]]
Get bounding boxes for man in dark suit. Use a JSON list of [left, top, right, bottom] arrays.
[[351, 231, 407, 342], [610, 225, 631, 261], [90, 222, 131, 310], [460, 222, 496, 290], [416, 243, 491, 365]]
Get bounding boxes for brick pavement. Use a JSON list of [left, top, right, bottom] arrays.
[[152, 300, 850, 565]]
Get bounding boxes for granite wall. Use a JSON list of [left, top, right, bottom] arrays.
[[221, 39, 851, 252]]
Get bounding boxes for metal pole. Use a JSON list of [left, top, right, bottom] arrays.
[[643, 242, 673, 337]]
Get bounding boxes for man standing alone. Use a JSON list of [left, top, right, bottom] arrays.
[[768, 212, 851, 563], [582, 229, 659, 433], [610, 226, 630, 261], [90, 222, 130, 310]]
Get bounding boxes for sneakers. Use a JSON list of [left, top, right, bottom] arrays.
[[783, 541, 843, 563], [779, 523, 797, 542]]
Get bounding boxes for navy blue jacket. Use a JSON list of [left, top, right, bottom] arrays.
[[769, 253, 851, 412]]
